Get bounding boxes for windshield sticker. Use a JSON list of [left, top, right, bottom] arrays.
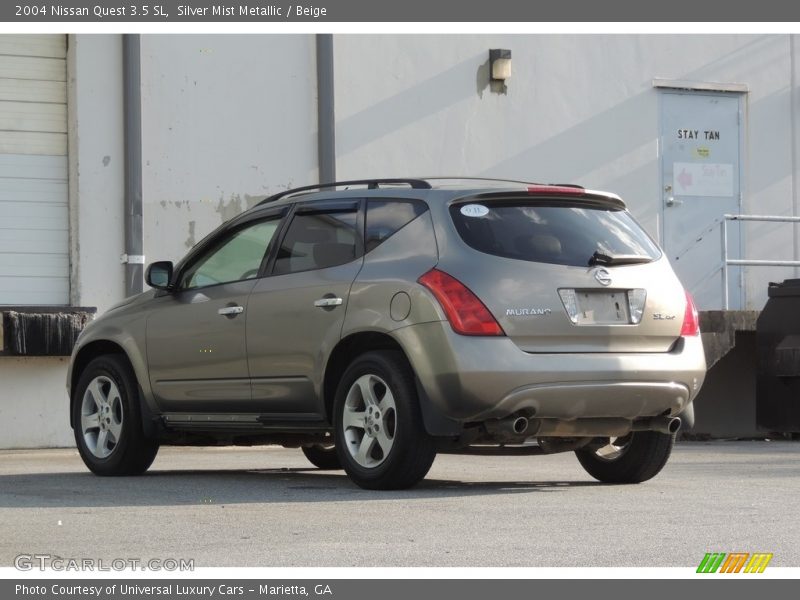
[[460, 204, 490, 218]]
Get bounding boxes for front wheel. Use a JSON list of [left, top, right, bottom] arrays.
[[72, 355, 159, 476], [575, 431, 675, 484], [301, 444, 341, 470], [333, 351, 436, 490]]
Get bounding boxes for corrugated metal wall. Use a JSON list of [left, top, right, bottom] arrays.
[[0, 35, 68, 305]]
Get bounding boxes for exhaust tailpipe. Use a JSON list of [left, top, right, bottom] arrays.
[[484, 415, 531, 437], [512, 416, 529, 435], [632, 416, 682, 435]]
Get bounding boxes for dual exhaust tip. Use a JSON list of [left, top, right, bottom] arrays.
[[487, 414, 682, 438]]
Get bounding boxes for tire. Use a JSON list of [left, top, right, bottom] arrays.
[[333, 350, 436, 490], [575, 431, 675, 484], [301, 444, 342, 470], [72, 355, 159, 476]]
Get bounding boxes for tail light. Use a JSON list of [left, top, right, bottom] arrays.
[[680, 290, 700, 336], [418, 269, 504, 336]]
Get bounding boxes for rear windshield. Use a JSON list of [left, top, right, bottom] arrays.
[[450, 201, 661, 267]]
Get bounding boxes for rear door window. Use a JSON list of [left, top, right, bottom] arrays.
[[273, 207, 360, 275], [450, 201, 661, 267]]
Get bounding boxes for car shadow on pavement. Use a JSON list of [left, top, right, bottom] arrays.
[[0, 468, 604, 508]]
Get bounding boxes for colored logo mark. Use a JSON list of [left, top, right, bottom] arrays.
[[697, 552, 773, 573]]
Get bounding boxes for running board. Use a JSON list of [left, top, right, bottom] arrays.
[[161, 413, 330, 433]]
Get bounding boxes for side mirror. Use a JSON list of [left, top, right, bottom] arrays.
[[145, 261, 174, 290]]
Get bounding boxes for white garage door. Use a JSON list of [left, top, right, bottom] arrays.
[[0, 34, 68, 305]]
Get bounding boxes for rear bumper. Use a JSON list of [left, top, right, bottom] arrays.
[[392, 321, 706, 424]]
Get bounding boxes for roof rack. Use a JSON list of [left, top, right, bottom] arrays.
[[256, 178, 432, 206], [420, 177, 586, 190], [420, 176, 542, 186]]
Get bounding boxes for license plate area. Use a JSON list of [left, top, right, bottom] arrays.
[[574, 290, 630, 325]]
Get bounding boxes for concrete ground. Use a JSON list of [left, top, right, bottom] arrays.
[[0, 441, 797, 568]]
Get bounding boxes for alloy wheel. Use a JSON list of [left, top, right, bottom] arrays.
[[80, 375, 123, 459], [342, 374, 397, 468]]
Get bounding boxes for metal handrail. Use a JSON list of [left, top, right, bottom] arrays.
[[721, 214, 800, 309]]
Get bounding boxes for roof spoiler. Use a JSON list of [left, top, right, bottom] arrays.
[[454, 187, 626, 210]]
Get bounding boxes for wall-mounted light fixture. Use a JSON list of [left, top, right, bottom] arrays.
[[489, 49, 512, 82]]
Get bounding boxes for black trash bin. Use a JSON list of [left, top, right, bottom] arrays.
[[756, 278, 800, 433]]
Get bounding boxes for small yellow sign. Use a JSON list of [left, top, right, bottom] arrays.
[[694, 147, 710, 158]]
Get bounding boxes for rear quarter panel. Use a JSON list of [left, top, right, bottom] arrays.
[[342, 210, 444, 336]]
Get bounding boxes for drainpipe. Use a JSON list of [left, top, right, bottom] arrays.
[[316, 34, 336, 184], [122, 34, 144, 296], [792, 34, 800, 278]]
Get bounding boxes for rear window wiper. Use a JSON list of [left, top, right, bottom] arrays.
[[588, 251, 652, 266]]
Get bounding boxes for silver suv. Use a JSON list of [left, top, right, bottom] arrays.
[[67, 178, 706, 489]]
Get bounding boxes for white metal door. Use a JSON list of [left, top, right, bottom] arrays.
[[660, 91, 742, 309], [0, 35, 68, 305]]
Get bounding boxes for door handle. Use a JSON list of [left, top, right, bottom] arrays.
[[314, 297, 343, 308], [664, 184, 683, 208], [665, 196, 683, 207], [218, 305, 244, 316]]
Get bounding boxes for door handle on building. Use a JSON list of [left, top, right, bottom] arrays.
[[664, 185, 682, 207]]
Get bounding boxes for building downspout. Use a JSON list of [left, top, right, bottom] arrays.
[[316, 34, 336, 185], [122, 34, 144, 296], [792, 34, 800, 278]]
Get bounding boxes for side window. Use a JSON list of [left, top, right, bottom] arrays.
[[180, 219, 280, 289], [273, 210, 358, 275], [365, 200, 427, 252]]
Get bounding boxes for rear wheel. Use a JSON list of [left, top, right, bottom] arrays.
[[334, 351, 436, 490], [301, 444, 341, 470], [72, 355, 159, 476], [575, 431, 675, 484]]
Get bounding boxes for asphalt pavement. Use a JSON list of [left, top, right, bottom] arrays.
[[0, 441, 797, 567]]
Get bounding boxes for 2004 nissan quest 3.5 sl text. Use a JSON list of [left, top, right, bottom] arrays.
[[67, 178, 706, 490]]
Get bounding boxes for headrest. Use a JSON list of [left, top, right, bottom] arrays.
[[313, 242, 355, 269], [516, 234, 562, 258], [294, 227, 334, 244]]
